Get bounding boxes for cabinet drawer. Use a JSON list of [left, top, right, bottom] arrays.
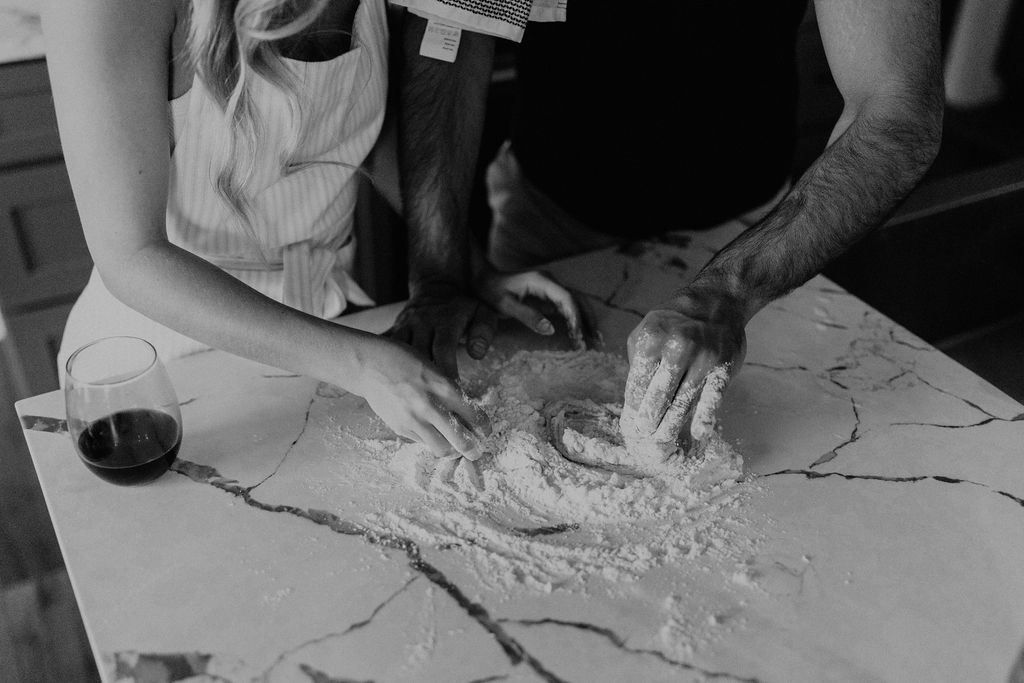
[[0, 60, 62, 167], [0, 162, 92, 312], [8, 302, 74, 395]]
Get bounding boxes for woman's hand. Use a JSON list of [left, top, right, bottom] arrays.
[[348, 335, 490, 459]]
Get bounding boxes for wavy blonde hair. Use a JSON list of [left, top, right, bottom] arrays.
[[185, 0, 332, 245]]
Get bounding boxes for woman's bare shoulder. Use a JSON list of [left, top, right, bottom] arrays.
[[41, 0, 178, 45]]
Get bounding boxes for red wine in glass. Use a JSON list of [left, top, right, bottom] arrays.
[[65, 336, 183, 486], [76, 408, 182, 485]]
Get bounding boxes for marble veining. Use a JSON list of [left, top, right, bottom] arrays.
[[17, 223, 1024, 682]]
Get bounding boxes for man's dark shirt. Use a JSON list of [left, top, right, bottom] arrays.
[[511, 0, 809, 237]]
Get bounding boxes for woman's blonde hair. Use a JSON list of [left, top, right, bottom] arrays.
[[185, 0, 332, 245]]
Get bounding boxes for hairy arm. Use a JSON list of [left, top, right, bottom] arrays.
[[622, 0, 943, 442], [692, 0, 943, 318], [397, 14, 495, 293], [42, 0, 487, 457], [387, 14, 495, 376], [389, 16, 582, 376]]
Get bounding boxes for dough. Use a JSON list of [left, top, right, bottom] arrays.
[[543, 399, 687, 477]]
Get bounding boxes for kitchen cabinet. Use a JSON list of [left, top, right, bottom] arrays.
[[0, 59, 92, 396]]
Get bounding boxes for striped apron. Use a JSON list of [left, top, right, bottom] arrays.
[[58, 0, 388, 372]]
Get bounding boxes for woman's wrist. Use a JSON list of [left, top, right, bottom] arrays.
[[279, 315, 370, 392]]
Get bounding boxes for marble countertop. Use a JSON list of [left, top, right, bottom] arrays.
[[17, 220, 1024, 682], [0, 0, 42, 64]]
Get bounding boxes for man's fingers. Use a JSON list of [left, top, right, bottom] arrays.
[[516, 272, 585, 347], [651, 380, 701, 444], [385, 323, 411, 345], [548, 287, 585, 349], [409, 324, 435, 360], [620, 352, 660, 437], [467, 305, 498, 359], [632, 354, 688, 436], [575, 296, 601, 349], [432, 327, 461, 379], [497, 295, 554, 335], [690, 364, 732, 442], [650, 352, 715, 443], [435, 303, 478, 378]]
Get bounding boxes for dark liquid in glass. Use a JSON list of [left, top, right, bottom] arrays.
[[76, 409, 181, 485]]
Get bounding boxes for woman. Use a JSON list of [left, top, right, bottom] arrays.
[[43, 0, 576, 459]]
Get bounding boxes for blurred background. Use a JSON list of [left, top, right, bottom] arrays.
[[1, 0, 1023, 680]]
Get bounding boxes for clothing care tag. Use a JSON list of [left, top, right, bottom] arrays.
[[394, 0, 567, 43], [420, 17, 462, 62]]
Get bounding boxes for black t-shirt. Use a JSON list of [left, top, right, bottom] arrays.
[[511, 0, 809, 237]]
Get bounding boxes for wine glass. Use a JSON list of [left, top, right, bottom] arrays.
[[64, 336, 182, 486]]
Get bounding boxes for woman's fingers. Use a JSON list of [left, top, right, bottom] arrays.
[[425, 377, 491, 458], [413, 409, 483, 460], [436, 383, 490, 439], [407, 425, 452, 457]]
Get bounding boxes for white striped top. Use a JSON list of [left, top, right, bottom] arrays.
[[59, 0, 389, 369], [168, 0, 387, 318]]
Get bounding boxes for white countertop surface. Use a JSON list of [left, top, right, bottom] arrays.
[[17, 220, 1024, 682], [0, 0, 43, 64]]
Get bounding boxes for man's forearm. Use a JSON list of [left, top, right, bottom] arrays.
[[687, 95, 943, 322], [397, 14, 496, 294]]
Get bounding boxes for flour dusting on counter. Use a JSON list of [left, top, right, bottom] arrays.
[[324, 350, 758, 594]]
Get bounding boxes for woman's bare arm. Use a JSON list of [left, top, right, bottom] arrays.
[[42, 0, 487, 456]]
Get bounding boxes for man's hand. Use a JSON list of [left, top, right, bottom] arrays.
[[620, 289, 746, 445], [387, 270, 585, 380], [386, 284, 494, 380], [477, 269, 585, 352]]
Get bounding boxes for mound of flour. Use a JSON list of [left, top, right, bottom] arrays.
[[340, 349, 757, 594]]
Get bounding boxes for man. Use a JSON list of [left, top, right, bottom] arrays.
[[390, 0, 944, 447], [386, 3, 584, 384]]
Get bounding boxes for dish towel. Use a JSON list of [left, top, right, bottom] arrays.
[[391, 0, 566, 41]]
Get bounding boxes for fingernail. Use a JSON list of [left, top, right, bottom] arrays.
[[537, 319, 555, 335], [461, 446, 482, 461], [572, 329, 586, 349]]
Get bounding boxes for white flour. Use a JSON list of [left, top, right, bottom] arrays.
[[336, 350, 759, 595]]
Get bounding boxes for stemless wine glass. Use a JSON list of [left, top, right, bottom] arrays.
[[64, 336, 182, 486]]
